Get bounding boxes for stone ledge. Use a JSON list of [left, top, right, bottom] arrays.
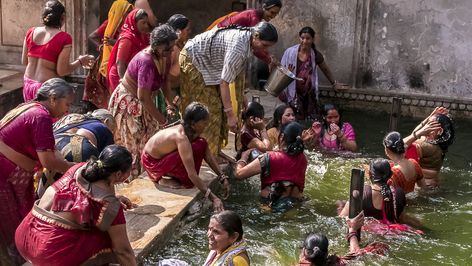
[[318, 86, 472, 119]]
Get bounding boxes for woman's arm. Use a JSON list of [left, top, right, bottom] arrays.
[[37, 151, 74, 174], [234, 152, 262, 180], [56, 46, 94, 76], [0, 141, 36, 171], [137, 88, 166, 124], [22, 37, 28, 65], [108, 224, 137, 266], [88, 30, 102, 50]]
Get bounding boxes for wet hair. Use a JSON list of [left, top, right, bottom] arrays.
[[299, 26, 317, 53], [262, 0, 282, 9], [383, 131, 405, 154], [430, 114, 455, 155], [135, 9, 149, 23], [82, 145, 132, 183], [167, 14, 189, 30], [42, 0, 65, 28], [370, 158, 397, 222], [183, 102, 209, 135], [280, 122, 304, 155], [303, 233, 329, 265], [210, 22, 278, 56], [267, 104, 292, 130], [69, 100, 97, 114], [127, 0, 136, 4], [210, 210, 243, 241], [242, 101, 264, 121], [150, 24, 178, 49], [35, 78, 74, 101]]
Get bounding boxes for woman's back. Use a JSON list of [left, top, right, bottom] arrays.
[[24, 26, 72, 82]]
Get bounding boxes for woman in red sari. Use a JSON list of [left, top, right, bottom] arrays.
[[107, 9, 152, 93], [0, 78, 75, 264], [15, 145, 136, 266]]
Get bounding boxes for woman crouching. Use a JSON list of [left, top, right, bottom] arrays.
[[15, 145, 136, 266], [235, 122, 307, 211]]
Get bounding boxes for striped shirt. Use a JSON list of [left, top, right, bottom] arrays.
[[185, 29, 252, 85]]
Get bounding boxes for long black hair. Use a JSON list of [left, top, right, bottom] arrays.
[[303, 233, 329, 265], [280, 122, 304, 156], [299, 26, 316, 53], [370, 158, 397, 222], [82, 145, 132, 183], [262, 0, 282, 9], [183, 102, 209, 137]]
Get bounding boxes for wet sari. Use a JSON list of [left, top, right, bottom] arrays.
[[0, 102, 55, 262], [15, 163, 125, 266]]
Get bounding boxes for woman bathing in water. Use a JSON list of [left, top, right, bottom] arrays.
[[237, 101, 271, 159], [403, 107, 455, 188], [234, 122, 307, 212], [296, 212, 388, 266], [383, 131, 425, 193]]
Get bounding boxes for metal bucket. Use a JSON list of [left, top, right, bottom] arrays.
[[264, 66, 302, 97]]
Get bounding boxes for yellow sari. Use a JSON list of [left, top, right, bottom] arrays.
[[98, 0, 134, 77]]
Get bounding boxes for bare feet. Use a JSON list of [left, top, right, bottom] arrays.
[[158, 176, 184, 189]]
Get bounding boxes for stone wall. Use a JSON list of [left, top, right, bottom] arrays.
[[363, 0, 472, 97], [268, 0, 472, 100]]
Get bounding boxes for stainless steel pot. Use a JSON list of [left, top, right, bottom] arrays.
[[264, 66, 302, 97]]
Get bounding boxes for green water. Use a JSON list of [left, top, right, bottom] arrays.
[[145, 110, 472, 265]]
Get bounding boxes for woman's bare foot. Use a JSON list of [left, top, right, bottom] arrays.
[[158, 176, 183, 189]]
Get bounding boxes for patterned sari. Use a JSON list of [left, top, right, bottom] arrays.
[[204, 239, 249, 266], [15, 163, 125, 266]]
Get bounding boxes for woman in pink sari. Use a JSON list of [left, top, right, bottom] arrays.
[[107, 9, 151, 93], [15, 145, 136, 266], [0, 78, 75, 264]]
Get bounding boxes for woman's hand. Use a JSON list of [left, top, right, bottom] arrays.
[[287, 64, 295, 73], [347, 211, 365, 231], [118, 195, 138, 210], [333, 82, 350, 92], [415, 120, 442, 138], [212, 196, 225, 213], [302, 128, 316, 142], [250, 117, 266, 131], [329, 123, 341, 137], [311, 121, 322, 135], [78, 55, 95, 69]]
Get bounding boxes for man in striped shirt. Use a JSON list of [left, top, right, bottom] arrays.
[[179, 22, 278, 160]]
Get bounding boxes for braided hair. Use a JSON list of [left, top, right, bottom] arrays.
[[370, 158, 397, 222]]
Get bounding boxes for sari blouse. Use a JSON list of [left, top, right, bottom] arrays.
[[387, 159, 423, 193], [320, 122, 356, 150], [0, 103, 55, 173], [260, 151, 307, 192], [51, 163, 125, 231], [127, 51, 170, 91]]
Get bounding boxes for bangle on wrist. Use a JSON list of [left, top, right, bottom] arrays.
[[346, 231, 357, 243]]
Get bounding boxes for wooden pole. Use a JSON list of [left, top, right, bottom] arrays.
[[389, 97, 402, 132], [349, 168, 365, 240]]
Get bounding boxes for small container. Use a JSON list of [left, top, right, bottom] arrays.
[[252, 95, 260, 103]]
